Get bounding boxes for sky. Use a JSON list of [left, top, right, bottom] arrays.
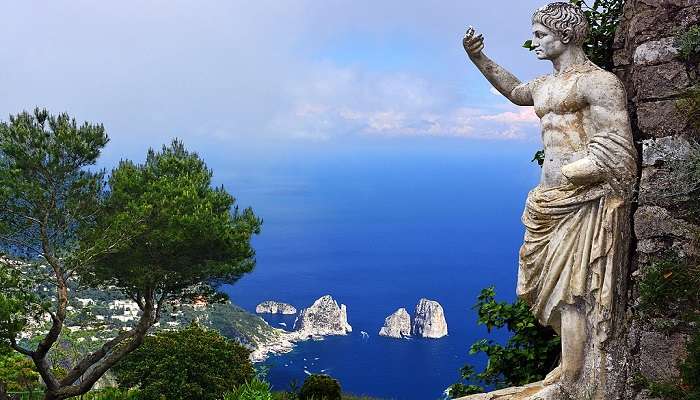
[[0, 0, 552, 165]]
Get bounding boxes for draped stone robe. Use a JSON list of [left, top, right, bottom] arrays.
[[516, 62, 637, 343]]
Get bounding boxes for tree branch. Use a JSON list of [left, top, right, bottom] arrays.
[[52, 295, 157, 399], [10, 338, 34, 357], [59, 329, 134, 386]]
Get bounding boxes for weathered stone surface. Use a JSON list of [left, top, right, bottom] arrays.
[[633, 38, 678, 65], [636, 99, 691, 138], [255, 301, 297, 315], [641, 135, 696, 167], [411, 298, 447, 338], [634, 205, 699, 241], [378, 308, 411, 338], [613, 1, 700, 399], [677, 4, 700, 28], [456, 381, 546, 400], [293, 295, 352, 336], [638, 137, 700, 233], [633, 62, 690, 100], [628, 10, 665, 45], [639, 331, 689, 382]]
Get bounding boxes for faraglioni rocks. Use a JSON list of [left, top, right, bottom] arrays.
[[379, 308, 411, 338], [293, 295, 352, 336], [255, 301, 297, 315], [411, 298, 448, 338]]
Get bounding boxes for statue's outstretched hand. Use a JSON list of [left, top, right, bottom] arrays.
[[463, 26, 484, 58]]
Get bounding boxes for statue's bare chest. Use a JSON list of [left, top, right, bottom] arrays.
[[530, 72, 592, 188], [531, 74, 588, 118]]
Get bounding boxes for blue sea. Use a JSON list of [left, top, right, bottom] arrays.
[[216, 138, 541, 400]]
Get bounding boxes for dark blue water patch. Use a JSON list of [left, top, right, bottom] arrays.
[[257, 331, 502, 400], [220, 141, 541, 400]]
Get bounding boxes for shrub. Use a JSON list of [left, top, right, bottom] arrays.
[[675, 25, 700, 62], [0, 351, 41, 393], [113, 323, 254, 400], [570, 0, 625, 70], [224, 378, 273, 400], [448, 287, 560, 397], [637, 253, 700, 323], [677, 85, 700, 132], [84, 388, 140, 400], [298, 374, 342, 400]]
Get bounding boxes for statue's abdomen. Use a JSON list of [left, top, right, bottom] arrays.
[[539, 111, 590, 188]]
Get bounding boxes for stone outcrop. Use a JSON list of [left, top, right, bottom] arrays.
[[411, 298, 448, 338], [378, 308, 411, 338], [293, 295, 352, 336], [611, 1, 700, 399], [457, 382, 546, 400], [255, 301, 297, 315]]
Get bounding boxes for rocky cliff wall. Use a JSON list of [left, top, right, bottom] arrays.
[[613, 1, 700, 398]]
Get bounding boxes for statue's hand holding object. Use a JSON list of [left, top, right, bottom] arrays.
[[463, 26, 484, 59]]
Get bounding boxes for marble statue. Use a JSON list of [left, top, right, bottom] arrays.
[[463, 2, 636, 399]]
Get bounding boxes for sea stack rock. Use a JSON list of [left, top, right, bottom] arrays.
[[379, 308, 411, 338], [293, 295, 352, 336], [255, 301, 297, 315], [411, 298, 448, 338]]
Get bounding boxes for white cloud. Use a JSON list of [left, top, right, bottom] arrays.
[[269, 63, 539, 141], [0, 0, 547, 152], [479, 107, 539, 124]]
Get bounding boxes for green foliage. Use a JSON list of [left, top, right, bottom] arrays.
[[675, 25, 700, 63], [224, 378, 273, 400], [449, 287, 560, 397], [272, 391, 384, 400], [114, 323, 255, 400], [298, 374, 342, 400], [0, 109, 262, 399], [682, 331, 700, 398], [186, 303, 283, 349], [569, 0, 625, 71], [0, 108, 107, 262], [83, 388, 141, 400], [5, 388, 140, 400], [531, 150, 545, 167], [81, 139, 262, 302], [0, 261, 43, 349], [637, 254, 700, 322], [677, 85, 700, 132], [0, 352, 41, 392]]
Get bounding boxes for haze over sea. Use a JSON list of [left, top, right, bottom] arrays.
[[217, 139, 541, 400]]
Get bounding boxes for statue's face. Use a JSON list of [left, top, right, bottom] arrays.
[[531, 22, 567, 60]]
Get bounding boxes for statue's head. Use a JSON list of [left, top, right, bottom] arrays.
[[531, 2, 589, 60]]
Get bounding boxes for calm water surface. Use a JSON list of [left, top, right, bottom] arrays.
[[219, 140, 540, 400]]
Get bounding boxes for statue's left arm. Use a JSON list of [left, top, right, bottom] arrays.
[[561, 71, 637, 189]]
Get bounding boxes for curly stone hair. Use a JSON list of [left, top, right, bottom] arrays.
[[532, 2, 590, 45]]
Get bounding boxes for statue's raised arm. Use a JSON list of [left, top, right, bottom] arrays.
[[462, 26, 533, 106]]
